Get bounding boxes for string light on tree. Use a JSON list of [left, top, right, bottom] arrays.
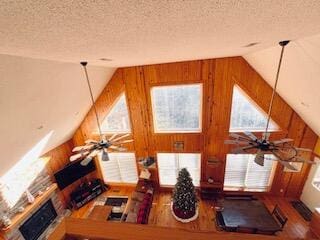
[[171, 168, 198, 222]]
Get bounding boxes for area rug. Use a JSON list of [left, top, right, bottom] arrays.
[[291, 200, 312, 221]]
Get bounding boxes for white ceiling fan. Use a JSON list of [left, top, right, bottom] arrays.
[[69, 62, 133, 166], [225, 41, 315, 171]]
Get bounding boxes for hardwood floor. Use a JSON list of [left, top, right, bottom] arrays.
[[71, 186, 318, 239]]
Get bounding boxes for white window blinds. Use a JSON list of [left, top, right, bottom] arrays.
[[157, 153, 201, 186], [99, 153, 138, 183], [151, 84, 202, 133], [224, 154, 275, 192]]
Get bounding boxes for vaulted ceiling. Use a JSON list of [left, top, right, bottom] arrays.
[[1, 1, 320, 177]]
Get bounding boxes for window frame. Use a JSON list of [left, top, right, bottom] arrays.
[[100, 92, 132, 134], [223, 153, 277, 192], [229, 85, 280, 133], [98, 152, 138, 184], [312, 157, 320, 191], [157, 152, 201, 187], [150, 83, 203, 133]]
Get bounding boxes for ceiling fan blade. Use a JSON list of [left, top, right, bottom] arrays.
[[109, 145, 127, 151], [254, 150, 265, 166], [229, 133, 252, 141], [244, 131, 258, 141], [279, 160, 298, 171], [224, 139, 249, 145], [293, 156, 315, 164], [113, 139, 134, 144], [70, 153, 82, 162], [231, 145, 255, 154], [110, 133, 131, 143], [108, 133, 119, 141], [272, 138, 294, 145], [72, 145, 94, 152], [295, 147, 312, 152], [69, 150, 90, 162], [85, 139, 98, 145], [80, 157, 93, 166], [88, 149, 99, 158]]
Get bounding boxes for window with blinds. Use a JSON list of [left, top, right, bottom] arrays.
[[157, 153, 201, 186], [230, 85, 278, 132], [224, 154, 276, 192], [151, 84, 202, 133], [100, 93, 131, 133], [99, 152, 138, 183], [312, 157, 320, 191]]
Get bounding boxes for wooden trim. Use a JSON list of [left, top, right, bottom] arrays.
[[49, 217, 289, 240]]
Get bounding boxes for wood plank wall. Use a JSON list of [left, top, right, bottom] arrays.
[[43, 139, 98, 206], [72, 57, 318, 199]]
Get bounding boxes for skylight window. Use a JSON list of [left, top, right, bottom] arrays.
[[151, 84, 202, 133], [230, 85, 279, 132], [100, 93, 131, 133]]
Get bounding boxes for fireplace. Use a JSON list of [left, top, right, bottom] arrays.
[[19, 199, 57, 240]]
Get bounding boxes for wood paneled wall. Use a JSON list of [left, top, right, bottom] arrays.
[[44, 139, 99, 206], [72, 57, 318, 199]]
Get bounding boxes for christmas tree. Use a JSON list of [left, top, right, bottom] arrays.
[[172, 168, 198, 219]]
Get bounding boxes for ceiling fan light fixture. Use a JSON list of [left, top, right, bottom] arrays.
[[101, 149, 110, 162], [68, 63, 134, 165], [225, 40, 315, 170]]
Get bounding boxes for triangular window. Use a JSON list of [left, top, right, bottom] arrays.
[[230, 85, 279, 132], [101, 93, 131, 133]]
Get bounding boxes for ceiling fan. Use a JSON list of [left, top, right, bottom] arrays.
[[69, 62, 133, 166], [225, 41, 315, 171]]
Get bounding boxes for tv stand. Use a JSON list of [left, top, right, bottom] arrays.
[[70, 179, 106, 209]]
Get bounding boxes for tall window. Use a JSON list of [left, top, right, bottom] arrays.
[[100, 93, 131, 133], [99, 153, 138, 183], [230, 85, 278, 132], [157, 153, 201, 186], [313, 157, 320, 191], [224, 154, 276, 192], [151, 84, 202, 133]]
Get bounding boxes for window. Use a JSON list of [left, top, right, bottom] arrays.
[[151, 84, 202, 133], [100, 93, 131, 133], [224, 154, 276, 192], [157, 153, 201, 186], [99, 153, 138, 183], [230, 85, 278, 132], [313, 157, 320, 191]]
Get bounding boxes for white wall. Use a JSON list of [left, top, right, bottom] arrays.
[[301, 157, 320, 211], [0, 54, 115, 177]]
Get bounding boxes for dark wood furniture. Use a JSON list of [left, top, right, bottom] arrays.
[[310, 208, 320, 238], [236, 225, 257, 234], [272, 205, 288, 229], [200, 181, 223, 200], [220, 199, 282, 235], [87, 205, 112, 221]]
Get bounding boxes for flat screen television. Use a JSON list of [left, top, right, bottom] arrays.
[[54, 159, 96, 190]]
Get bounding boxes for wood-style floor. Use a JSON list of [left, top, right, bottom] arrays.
[[71, 186, 317, 240]]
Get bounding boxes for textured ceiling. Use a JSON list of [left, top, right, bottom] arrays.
[[1, 1, 320, 177], [1, 1, 320, 67], [244, 34, 320, 136]]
